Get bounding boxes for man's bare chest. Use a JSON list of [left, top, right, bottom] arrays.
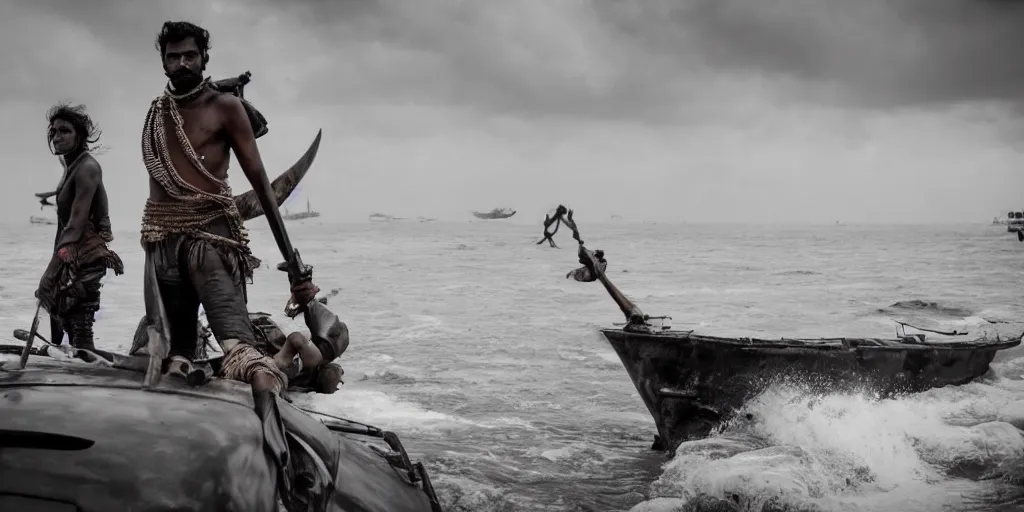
[[171, 107, 223, 150]]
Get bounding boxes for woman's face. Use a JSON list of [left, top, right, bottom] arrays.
[[48, 118, 77, 155]]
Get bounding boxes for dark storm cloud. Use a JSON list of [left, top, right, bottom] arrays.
[[5, 0, 1022, 120], [1, 1, 197, 105], [653, 0, 1024, 108], [251, 0, 1024, 119], [1, 0, 1021, 224]]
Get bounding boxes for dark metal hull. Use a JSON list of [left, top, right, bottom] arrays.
[[601, 328, 1021, 452], [0, 354, 440, 512]]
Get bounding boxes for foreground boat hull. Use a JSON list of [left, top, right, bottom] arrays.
[[0, 355, 440, 512], [601, 328, 1021, 452]]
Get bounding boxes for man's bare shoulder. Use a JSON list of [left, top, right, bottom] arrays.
[[211, 92, 245, 115], [211, 91, 252, 138]]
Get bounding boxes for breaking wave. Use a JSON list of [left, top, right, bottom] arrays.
[[630, 353, 1024, 512]]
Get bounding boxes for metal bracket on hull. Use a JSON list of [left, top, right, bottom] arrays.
[[656, 387, 721, 419], [657, 387, 698, 399]]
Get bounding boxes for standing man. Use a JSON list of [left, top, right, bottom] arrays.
[[36, 103, 124, 353], [141, 21, 317, 393]]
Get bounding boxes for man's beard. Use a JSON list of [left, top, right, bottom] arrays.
[[166, 68, 204, 92]]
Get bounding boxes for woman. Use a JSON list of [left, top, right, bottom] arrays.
[[35, 103, 123, 353]]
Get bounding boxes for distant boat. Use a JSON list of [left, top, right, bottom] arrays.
[[282, 199, 320, 221], [471, 208, 516, 220], [1004, 211, 1024, 232], [417, 217, 437, 223], [368, 213, 407, 222], [610, 214, 623, 221], [29, 215, 56, 226]]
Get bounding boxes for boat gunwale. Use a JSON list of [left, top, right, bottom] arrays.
[[0, 356, 257, 409], [599, 328, 1024, 352]]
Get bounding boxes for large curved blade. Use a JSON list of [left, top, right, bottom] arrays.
[[234, 129, 323, 221]]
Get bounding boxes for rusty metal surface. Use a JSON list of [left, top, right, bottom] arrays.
[[0, 356, 438, 512], [0, 381, 277, 511]]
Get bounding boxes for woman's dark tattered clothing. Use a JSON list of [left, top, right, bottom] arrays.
[[35, 152, 124, 350]]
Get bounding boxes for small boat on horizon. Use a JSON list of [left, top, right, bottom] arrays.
[[29, 215, 56, 226], [999, 211, 1024, 233], [471, 208, 516, 220], [282, 199, 320, 221], [368, 213, 408, 222]]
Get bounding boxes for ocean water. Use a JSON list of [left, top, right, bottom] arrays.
[[3, 221, 1024, 512]]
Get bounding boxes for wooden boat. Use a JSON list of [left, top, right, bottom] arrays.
[[1006, 211, 1024, 233], [603, 325, 1020, 452], [470, 208, 516, 220], [29, 215, 56, 226], [558, 221, 1022, 453], [369, 213, 403, 222], [283, 199, 321, 221], [0, 343, 442, 511]]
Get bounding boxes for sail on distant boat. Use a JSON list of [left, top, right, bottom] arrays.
[[282, 198, 320, 221]]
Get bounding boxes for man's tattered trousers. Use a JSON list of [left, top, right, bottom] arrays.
[[146, 219, 256, 359]]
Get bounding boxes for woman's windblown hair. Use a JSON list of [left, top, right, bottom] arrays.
[[45, 102, 102, 150]]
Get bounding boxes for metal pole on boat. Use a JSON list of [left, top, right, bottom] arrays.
[[560, 208, 648, 326], [18, 302, 43, 369]]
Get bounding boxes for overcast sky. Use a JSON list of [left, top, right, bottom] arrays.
[[1, 0, 1022, 224]]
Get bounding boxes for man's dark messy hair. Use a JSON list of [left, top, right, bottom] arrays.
[[46, 102, 101, 150], [155, 21, 211, 65]]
